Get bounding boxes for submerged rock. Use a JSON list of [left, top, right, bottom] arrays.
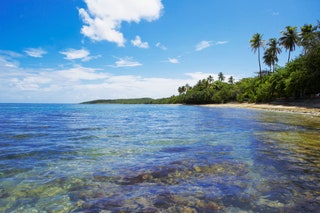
[[0, 187, 9, 198], [35, 195, 73, 212], [82, 196, 124, 211], [139, 206, 159, 213], [196, 200, 223, 212], [166, 206, 197, 213]]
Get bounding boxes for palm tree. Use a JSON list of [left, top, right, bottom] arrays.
[[178, 86, 186, 95], [228, 76, 234, 84], [263, 38, 281, 72], [218, 72, 225, 82], [263, 49, 273, 73], [279, 26, 299, 63], [185, 84, 191, 92], [300, 24, 317, 54], [250, 33, 264, 79], [207, 75, 214, 83]]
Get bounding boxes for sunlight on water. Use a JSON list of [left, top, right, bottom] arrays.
[[0, 104, 319, 212]]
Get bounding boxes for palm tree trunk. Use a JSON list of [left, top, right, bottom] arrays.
[[287, 50, 291, 63], [258, 48, 262, 79], [272, 62, 275, 73]]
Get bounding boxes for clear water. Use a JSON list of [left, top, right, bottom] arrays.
[[0, 104, 319, 212]]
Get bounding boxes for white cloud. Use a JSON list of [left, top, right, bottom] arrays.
[[185, 71, 235, 83], [10, 76, 51, 91], [111, 57, 142, 68], [195, 41, 212, 51], [24, 48, 47, 58], [0, 58, 239, 103], [215, 41, 229, 45], [55, 66, 109, 81], [0, 50, 23, 68], [0, 50, 23, 58], [79, 0, 163, 47], [131, 35, 149, 48], [60, 48, 92, 61], [0, 53, 22, 69], [0, 56, 19, 68], [195, 40, 229, 51], [167, 58, 179, 64], [185, 72, 216, 81], [156, 42, 167, 50]]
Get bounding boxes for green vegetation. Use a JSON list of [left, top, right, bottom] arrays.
[[83, 21, 320, 105], [164, 21, 320, 104]]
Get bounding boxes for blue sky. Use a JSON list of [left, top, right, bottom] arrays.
[[0, 0, 319, 103]]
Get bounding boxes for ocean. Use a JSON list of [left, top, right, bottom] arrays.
[[0, 103, 319, 212]]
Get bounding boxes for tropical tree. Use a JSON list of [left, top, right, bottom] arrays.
[[300, 24, 317, 54], [263, 49, 273, 72], [207, 75, 214, 83], [178, 86, 186, 95], [279, 26, 299, 63], [263, 38, 282, 72], [250, 33, 264, 79], [185, 84, 191, 92], [218, 72, 225, 81], [228, 76, 234, 84]]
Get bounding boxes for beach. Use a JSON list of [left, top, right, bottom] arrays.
[[203, 102, 320, 116]]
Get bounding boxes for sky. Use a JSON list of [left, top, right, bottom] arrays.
[[0, 0, 319, 103]]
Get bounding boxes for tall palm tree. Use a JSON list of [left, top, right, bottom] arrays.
[[178, 86, 186, 95], [207, 75, 214, 83], [263, 38, 281, 72], [279, 26, 299, 63], [228, 76, 234, 84], [218, 72, 225, 82], [250, 33, 264, 79], [263, 49, 273, 73], [300, 24, 317, 54]]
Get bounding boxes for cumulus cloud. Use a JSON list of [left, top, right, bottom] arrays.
[[79, 0, 163, 46], [24, 48, 47, 58], [0, 57, 238, 103], [110, 57, 142, 68], [10, 76, 51, 91], [195, 40, 228, 51], [1, 64, 109, 93], [60, 48, 95, 61], [131, 35, 149, 48]]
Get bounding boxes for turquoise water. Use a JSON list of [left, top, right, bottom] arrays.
[[0, 104, 319, 212]]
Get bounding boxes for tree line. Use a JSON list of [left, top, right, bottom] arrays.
[[83, 21, 320, 105], [154, 21, 320, 104]]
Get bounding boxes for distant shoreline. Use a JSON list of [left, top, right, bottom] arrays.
[[202, 102, 320, 116]]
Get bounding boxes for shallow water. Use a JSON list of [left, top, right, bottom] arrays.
[[0, 103, 319, 212]]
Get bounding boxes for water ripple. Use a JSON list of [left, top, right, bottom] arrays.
[[0, 104, 319, 212]]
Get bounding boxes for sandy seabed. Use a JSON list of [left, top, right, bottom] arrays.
[[203, 103, 320, 117]]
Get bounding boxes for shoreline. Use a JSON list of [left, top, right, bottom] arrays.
[[202, 103, 320, 116]]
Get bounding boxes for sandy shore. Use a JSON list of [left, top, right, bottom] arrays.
[[203, 103, 320, 116]]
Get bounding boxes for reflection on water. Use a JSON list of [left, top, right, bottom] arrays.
[[0, 104, 319, 212]]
